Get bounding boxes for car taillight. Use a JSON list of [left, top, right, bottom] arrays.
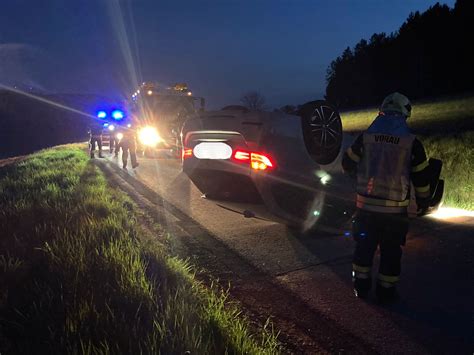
[[250, 153, 273, 170], [233, 150, 250, 161], [182, 148, 193, 159], [233, 150, 274, 170]]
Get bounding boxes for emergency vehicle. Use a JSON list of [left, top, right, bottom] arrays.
[[95, 107, 130, 151], [130, 82, 205, 157]]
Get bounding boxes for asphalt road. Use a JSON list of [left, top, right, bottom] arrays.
[[105, 152, 473, 354]]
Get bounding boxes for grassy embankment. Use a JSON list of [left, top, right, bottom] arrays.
[[340, 96, 474, 210], [0, 145, 279, 354]]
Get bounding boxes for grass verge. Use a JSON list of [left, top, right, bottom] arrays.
[[0, 144, 280, 354], [340, 95, 474, 134], [340, 96, 474, 210], [421, 132, 474, 210]]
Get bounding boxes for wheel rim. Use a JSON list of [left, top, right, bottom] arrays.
[[309, 105, 342, 151]]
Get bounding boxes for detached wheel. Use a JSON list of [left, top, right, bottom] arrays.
[[299, 100, 343, 165]]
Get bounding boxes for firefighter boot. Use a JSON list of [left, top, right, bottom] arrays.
[[90, 152, 95, 159], [353, 278, 371, 299], [376, 284, 400, 304]]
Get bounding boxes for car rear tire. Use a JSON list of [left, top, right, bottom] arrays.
[[298, 100, 343, 165]]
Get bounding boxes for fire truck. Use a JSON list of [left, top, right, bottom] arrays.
[[129, 82, 205, 157]]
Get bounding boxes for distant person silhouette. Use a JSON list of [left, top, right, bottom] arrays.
[[88, 121, 104, 159], [120, 127, 139, 170]]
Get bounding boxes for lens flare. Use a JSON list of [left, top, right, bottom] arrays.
[[316, 170, 331, 185], [105, 1, 141, 97], [0, 84, 95, 119]]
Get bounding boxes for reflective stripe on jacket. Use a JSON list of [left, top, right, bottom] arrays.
[[356, 194, 409, 213]]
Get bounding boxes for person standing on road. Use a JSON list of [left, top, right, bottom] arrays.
[[112, 126, 123, 158], [342, 92, 431, 303], [109, 132, 119, 157], [120, 127, 139, 170], [88, 120, 104, 159]]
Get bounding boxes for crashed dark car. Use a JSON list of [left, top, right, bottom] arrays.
[[181, 101, 443, 232]]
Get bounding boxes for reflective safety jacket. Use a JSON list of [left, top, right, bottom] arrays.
[[342, 112, 431, 213]]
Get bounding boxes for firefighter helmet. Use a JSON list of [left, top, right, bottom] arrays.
[[380, 92, 412, 117]]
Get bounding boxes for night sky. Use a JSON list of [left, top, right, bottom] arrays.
[[0, 0, 455, 109]]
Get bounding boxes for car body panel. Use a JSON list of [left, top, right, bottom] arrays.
[[182, 109, 355, 231]]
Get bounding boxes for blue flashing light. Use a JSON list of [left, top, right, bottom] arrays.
[[112, 110, 124, 120], [97, 110, 107, 119]]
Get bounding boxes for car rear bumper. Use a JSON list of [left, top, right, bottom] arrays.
[[252, 170, 355, 229], [185, 158, 355, 229], [184, 157, 262, 203]]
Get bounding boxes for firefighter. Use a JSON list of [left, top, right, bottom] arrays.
[[120, 127, 139, 170], [342, 92, 431, 303], [88, 121, 104, 159], [111, 127, 122, 158], [109, 133, 119, 156]]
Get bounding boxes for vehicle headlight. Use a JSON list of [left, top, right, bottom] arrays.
[[116, 132, 123, 140], [108, 124, 115, 131], [139, 126, 161, 146]]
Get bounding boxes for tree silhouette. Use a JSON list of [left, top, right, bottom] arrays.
[[240, 91, 266, 111], [325, 0, 473, 109]]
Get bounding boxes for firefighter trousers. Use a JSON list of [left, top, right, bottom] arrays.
[[110, 137, 120, 154], [121, 141, 138, 168], [90, 136, 102, 156], [352, 209, 409, 290]]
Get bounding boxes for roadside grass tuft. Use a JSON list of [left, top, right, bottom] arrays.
[[421, 132, 474, 210], [0, 145, 280, 354], [340, 96, 474, 210]]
